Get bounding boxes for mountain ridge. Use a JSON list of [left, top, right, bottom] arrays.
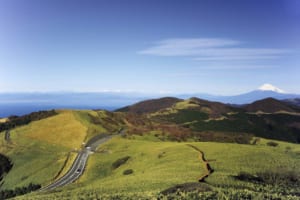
[[117, 96, 300, 143]]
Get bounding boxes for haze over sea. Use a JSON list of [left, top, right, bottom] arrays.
[[0, 103, 117, 118]]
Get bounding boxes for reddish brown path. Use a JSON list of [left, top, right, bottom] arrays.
[[187, 144, 214, 182]]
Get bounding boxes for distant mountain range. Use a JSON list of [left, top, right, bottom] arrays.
[[0, 84, 299, 117], [177, 84, 300, 104]]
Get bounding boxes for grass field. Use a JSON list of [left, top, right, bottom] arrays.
[[19, 110, 87, 149], [13, 136, 300, 199], [1, 109, 299, 199], [0, 110, 90, 189], [0, 109, 124, 191]]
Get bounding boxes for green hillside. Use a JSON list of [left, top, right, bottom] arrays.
[[0, 110, 120, 191], [0, 101, 299, 199], [144, 98, 300, 143], [0, 111, 84, 189], [14, 136, 300, 200]]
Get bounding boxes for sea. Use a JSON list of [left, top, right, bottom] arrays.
[[0, 103, 117, 118]]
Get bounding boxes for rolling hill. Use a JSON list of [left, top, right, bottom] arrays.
[[116, 97, 182, 114], [0, 97, 300, 199], [11, 135, 300, 200], [284, 98, 300, 107], [117, 97, 300, 143], [243, 97, 300, 113]]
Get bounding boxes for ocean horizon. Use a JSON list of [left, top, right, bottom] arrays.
[[0, 103, 117, 118]]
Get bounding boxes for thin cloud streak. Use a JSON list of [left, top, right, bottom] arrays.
[[194, 55, 279, 61], [197, 64, 280, 70], [138, 38, 288, 60], [167, 72, 210, 77]]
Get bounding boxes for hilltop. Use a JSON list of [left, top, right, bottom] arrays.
[[116, 97, 182, 114], [284, 98, 300, 107], [117, 97, 300, 143], [243, 97, 300, 113]]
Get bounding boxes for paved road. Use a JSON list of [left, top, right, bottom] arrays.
[[40, 135, 113, 191]]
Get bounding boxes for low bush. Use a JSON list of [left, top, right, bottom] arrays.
[[251, 138, 260, 145], [0, 183, 41, 199], [256, 169, 299, 187], [233, 172, 263, 183], [235, 169, 300, 187], [0, 154, 13, 181], [157, 151, 166, 159], [111, 156, 131, 169], [0, 110, 57, 132], [123, 169, 133, 175], [160, 182, 212, 195], [266, 141, 279, 147]]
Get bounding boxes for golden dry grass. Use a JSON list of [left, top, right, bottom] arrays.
[[0, 110, 89, 189], [15, 110, 87, 149]]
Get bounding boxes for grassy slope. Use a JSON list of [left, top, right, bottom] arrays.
[[18, 136, 300, 199], [80, 137, 204, 193], [0, 110, 89, 189], [197, 138, 300, 188], [73, 110, 107, 142], [19, 110, 87, 149], [0, 106, 298, 199], [150, 100, 300, 143], [73, 110, 123, 142]]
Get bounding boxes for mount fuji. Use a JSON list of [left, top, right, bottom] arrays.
[[258, 83, 285, 93], [184, 84, 300, 104]]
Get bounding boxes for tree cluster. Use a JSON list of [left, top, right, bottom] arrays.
[[0, 183, 41, 199], [0, 110, 57, 132], [0, 154, 13, 182]]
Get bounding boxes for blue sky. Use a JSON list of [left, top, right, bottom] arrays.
[[0, 0, 299, 95]]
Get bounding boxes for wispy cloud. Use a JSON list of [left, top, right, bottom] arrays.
[[138, 38, 288, 61], [197, 64, 280, 70], [168, 72, 210, 77]]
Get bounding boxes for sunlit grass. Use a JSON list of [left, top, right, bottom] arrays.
[[0, 110, 90, 189], [18, 110, 87, 149], [10, 135, 300, 199], [1, 111, 299, 199], [78, 137, 204, 194]]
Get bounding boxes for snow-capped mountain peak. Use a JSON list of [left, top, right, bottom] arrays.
[[258, 83, 285, 93]]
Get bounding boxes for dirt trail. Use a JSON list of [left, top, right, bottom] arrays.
[[187, 144, 214, 182]]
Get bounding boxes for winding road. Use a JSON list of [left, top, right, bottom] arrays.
[[40, 135, 113, 191]]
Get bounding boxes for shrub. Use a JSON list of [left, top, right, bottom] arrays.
[[234, 172, 263, 183], [0, 110, 57, 132], [251, 137, 260, 145], [0, 183, 41, 199], [158, 151, 166, 159], [235, 169, 300, 187], [123, 169, 133, 175], [0, 154, 13, 181], [111, 156, 130, 169], [266, 141, 279, 147], [256, 169, 299, 187]]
